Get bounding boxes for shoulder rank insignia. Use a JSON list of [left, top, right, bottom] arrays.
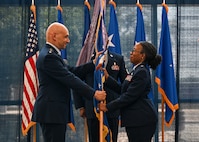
[[48, 48, 53, 54]]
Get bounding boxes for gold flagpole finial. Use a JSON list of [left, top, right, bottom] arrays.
[[84, 0, 91, 10], [109, 0, 116, 9], [162, 0, 168, 13], [30, 3, 36, 22], [56, 0, 63, 12], [136, 0, 142, 10]]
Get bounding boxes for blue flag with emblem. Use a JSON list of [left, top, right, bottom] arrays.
[[57, 6, 67, 60], [134, 2, 146, 44], [108, 1, 121, 54], [93, 0, 112, 141], [94, 50, 111, 142], [155, 3, 179, 126], [82, 0, 91, 47], [134, 2, 154, 102], [57, 5, 75, 131]]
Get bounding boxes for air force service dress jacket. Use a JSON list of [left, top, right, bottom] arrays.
[[32, 44, 96, 124], [106, 63, 157, 127], [74, 51, 127, 119]]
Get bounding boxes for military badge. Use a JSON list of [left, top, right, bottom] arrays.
[[111, 62, 120, 71]]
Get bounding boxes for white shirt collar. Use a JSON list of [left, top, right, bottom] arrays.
[[133, 63, 142, 71], [46, 42, 61, 56]]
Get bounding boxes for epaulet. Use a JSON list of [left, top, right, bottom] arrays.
[[140, 65, 144, 68], [109, 53, 113, 58]]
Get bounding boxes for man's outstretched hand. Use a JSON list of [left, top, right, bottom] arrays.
[[94, 90, 106, 101]]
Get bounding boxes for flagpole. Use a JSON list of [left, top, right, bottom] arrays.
[[161, 1, 165, 141], [99, 0, 109, 141], [162, 98, 165, 142], [94, 13, 102, 54], [99, 41, 109, 142], [57, 0, 62, 12], [84, 118, 89, 142], [33, 125, 36, 142], [31, 1, 37, 142], [163, 0, 165, 4], [97, 14, 108, 142], [100, 101, 104, 142]]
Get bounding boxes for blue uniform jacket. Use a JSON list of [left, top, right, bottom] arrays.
[[106, 63, 158, 127], [32, 44, 96, 124], [73, 51, 127, 119]]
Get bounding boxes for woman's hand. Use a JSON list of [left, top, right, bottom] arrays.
[[79, 107, 86, 118], [98, 102, 108, 112], [101, 68, 109, 80]]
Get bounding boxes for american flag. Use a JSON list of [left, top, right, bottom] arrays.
[[21, 6, 39, 136]]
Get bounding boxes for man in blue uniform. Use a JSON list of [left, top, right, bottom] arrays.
[[31, 22, 106, 142], [74, 50, 127, 142]]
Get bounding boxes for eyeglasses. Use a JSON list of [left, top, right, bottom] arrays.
[[131, 49, 143, 54]]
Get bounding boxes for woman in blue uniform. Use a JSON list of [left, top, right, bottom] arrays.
[[99, 41, 162, 142]]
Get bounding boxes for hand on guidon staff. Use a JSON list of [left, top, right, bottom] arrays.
[[98, 102, 108, 112], [79, 107, 86, 118], [94, 90, 106, 101], [92, 51, 103, 64], [101, 68, 109, 80]]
